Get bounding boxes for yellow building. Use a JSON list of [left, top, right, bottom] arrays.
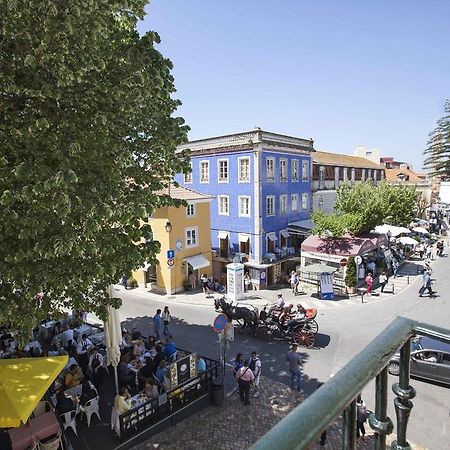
[[132, 185, 213, 294]]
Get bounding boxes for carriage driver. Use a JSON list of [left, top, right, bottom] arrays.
[[268, 293, 285, 316], [287, 304, 307, 332]]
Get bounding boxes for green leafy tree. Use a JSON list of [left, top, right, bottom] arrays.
[[0, 0, 190, 339], [313, 181, 417, 237], [344, 257, 357, 289], [424, 100, 450, 179]]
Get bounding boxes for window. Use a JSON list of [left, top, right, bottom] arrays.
[[186, 203, 195, 217], [291, 160, 299, 181], [280, 158, 287, 181], [200, 161, 209, 183], [301, 193, 309, 210], [343, 167, 348, 182], [266, 195, 275, 216], [319, 166, 325, 188], [361, 169, 366, 181], [291, 194, 298, 211], [238, 196, 251, 217], [238, 157, 250, 182], [351, 168, 356, 182], [185, 227, 198, 248], [184, 163, 192, 183], [280, 194, 287, 214], [266, 157, 275, 181], [218, 159, 229, 183], [218, 195, 229, 215], [302, 160, 309, 182]]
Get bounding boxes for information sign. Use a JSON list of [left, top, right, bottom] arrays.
[[167, 250, 175, 259]]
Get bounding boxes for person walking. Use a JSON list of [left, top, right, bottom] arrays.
[[188, 272, 197, 290], [244, 272, 251, 292], [200, 273, 210, 295], [418, 242, 425, 259], [289, 271, 298, 294], [120, 274, 128, 290], [365, 272, 373, 296], [162, 306, 172, 338], [356, 394, 368, 439], [437, 241, 444, 257], [286, 344, 302, 391], [153, 309, 163, 341], [248, 351, 261, 398], [378, 271, 388, 293], [391, 258, 399, 278], [419, 269, 436, 298], [235, 360, 255, 405]]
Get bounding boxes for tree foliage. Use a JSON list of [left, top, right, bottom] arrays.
[[423, 100, 450, 179], [344, 257, 356, 288], [0, 0, 190, 337], [312, 181, 417, 237]]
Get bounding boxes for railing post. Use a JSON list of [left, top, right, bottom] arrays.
[[392, 338, 416, 450], [369, 366, 393, 450], [342, 398, 356, 450]]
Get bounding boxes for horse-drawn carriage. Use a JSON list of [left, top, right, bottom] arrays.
[[214, 296, 318, 348]]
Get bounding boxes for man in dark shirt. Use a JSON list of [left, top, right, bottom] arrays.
[[91, 358, 108, 388], [79, 381, 97, 406], [118, 356, 136, 389], [55, 391, 76, 415]]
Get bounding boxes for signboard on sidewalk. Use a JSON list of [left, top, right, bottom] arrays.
[[319, 273, 335, 300]]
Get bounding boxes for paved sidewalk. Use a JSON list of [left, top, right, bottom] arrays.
[[130, 375, 427, 450]]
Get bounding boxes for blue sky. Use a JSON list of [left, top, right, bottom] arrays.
[[138, 1, 450, 170]]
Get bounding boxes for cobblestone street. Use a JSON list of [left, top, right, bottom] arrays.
[[131, 376, 427, 450]]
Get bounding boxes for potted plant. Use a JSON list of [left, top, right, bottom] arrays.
[[345, 256, 357, 294]]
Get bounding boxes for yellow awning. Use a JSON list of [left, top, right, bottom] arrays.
[[0, 355, 68, 427]]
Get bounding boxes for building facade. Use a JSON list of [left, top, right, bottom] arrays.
[[175, 129, 314, 287], [132, 185, 213, 294]]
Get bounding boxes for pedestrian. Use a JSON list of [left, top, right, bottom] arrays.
[[316, 383, 327, 447], [418, 242, 425, 259], [233, 352, 244, 379], [356, 394, 367, 439], [248, 351, 261, 398], [286, 344, 302, 391], [289, 271, 297, 294], [365, 272, 373, 295], [391, 258, 399, 278], [153, 309, 163, 341], [235, 360, 255, 405], [188, 272, 197, 290], [244, 272, 251, 292], [200, 273, 210, 295], [120, 274, 128, 290], [437, 241, 444, 257], [378, 271, 388, 293], [425, 244, 432, 260], [419, 269, 436, 298], [162, 306, 172, 338]]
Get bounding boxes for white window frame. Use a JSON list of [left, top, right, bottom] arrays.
[[266, 195, 275, 217], [280, 194, 288, 214], [238, 196, 251, 217], [280, 158, 287, 182], [184, 162, 192, 184], [302, 160, 309, 182], [218, 195, 229, 216], [291, 193, 298, 211], [301, 192, 309, 210], [185, 226, 198, 248], [217, 158, 229, 183], [238, 157, 250, 183], [266, 157, 275, 181], [186, 203, 195, 217], [199, 160, 209, 183], [291, 159, 299, 181]]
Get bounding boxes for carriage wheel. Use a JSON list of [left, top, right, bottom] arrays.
[[304, 320, 319, 335], [293, 330, 315, 348]]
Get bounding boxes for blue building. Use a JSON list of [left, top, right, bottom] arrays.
[[175, 129, 314, 287]]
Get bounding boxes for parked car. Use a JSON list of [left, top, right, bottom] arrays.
[[388, 336, 450, 386]]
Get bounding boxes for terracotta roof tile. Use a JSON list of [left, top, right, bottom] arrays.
[[384, 169, 423, 183], [155, 183, 213, 201], [313, 151, 382, 169]]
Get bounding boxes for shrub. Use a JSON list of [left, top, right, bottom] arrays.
[[345, 256, 357, 288], [128, 277, 138, 288]]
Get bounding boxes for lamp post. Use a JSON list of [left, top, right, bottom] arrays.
[[165, 221, 172, 233]]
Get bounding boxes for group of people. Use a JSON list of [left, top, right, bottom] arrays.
[[152, 306, 173, 341], [233, 351, 262, 405]]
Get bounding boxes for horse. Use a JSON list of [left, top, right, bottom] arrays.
[[214, 296, 259, 333]]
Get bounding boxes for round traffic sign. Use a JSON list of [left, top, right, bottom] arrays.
[[354, 256, 362, 265], [340, 258, 348, 267], [213, 313, 228, 333], [167, 258, 175, 267]]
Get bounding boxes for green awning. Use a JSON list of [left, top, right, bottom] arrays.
[[299, 264, 338, 274]]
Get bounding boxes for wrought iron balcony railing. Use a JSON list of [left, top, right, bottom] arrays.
[[251, 316, 450, 450]]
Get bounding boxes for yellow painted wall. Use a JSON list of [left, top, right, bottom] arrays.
[[132, 201, 212, 294]]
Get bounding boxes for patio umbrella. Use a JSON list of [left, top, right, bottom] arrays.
[[373, 224, 410, 237], [104, 285, 122, 395], [0, 355, 68, 427], [398, 236, 418, 246], [412, 226, 429, 234], [300, 264, 338, 274]]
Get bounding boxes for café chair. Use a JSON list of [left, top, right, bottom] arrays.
[[83, 396, 101, 427], [60, 410, 78, 436], [32, 400, 51, 418], [39, 432, 63, 450]]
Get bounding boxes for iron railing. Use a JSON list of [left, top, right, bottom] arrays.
[[251, 316, 450, 450]]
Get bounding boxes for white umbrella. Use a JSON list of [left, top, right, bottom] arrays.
[[412, 226, 429, 234], [104, 285, 122, 394], [398, 236, 418, 246], [395, 227, 411, 235], [373, 224, 409, 237]]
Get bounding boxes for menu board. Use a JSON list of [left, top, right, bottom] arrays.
[[169, 354, 197, 389]]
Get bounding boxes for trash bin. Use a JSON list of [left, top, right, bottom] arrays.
[[211, 380, 224, 406]]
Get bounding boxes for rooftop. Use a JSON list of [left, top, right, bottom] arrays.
[[155, 183, 213, 201], [384, 168, 424, 183], [313, 150, 383, 169]]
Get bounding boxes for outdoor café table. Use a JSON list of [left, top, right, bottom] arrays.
[[129, 393, 148, 409], [29, 411, 61, 442], [90, 332, 104, 347], [8, 424, 36, 450], [73, 323, 98, 339]]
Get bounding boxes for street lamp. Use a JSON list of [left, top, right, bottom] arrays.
[[165, 221, 172, 233]]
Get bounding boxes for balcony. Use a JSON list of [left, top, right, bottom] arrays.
[[251, 317, 450, 450]]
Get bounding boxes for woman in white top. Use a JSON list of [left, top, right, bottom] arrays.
[[133, 338, 146, 358], [162, 306, 173, 338]]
